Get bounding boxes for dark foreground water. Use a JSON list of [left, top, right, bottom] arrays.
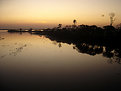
[[0, 30, 121, 91]]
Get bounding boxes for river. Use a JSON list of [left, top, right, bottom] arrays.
[[0, 30, 121, 91]]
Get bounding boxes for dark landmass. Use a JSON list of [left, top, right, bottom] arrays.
[[7, 25, 121, 63], [37, 25, 121, 63]]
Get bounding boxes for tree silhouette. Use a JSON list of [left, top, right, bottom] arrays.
[[116, 23, 121, 30], [73, 19, 77, 25], [109, 13, 115, 26], [58, 24, 62, 29]]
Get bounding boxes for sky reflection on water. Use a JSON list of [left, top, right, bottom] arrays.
[[0, 30, 121, 91]]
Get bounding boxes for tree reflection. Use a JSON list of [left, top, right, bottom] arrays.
[[73, 43, 103, 56], [58, 43, 62, 48], [46, 36, 121, 64], [74, 43, 121, 64]]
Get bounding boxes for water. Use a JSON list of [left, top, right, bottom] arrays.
[[0, 30, 121, 91]]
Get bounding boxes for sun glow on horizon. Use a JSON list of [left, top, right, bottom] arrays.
[[0, 0, 121, 29]]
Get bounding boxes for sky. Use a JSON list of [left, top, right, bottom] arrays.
[[0, 0, 121, 29]]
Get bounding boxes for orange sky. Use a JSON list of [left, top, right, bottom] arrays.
[[0, 0, 121, 29]]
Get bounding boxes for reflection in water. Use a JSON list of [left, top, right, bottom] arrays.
[[74, 44, 121, 64], [73, 43, 104, 56], [46, 35, 121, 64], [58, 43, 62, 48], [0, 31, 121, 91], [74, 43, 121, 64]]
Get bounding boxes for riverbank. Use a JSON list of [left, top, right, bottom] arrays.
[[8, 28, 121, 44]]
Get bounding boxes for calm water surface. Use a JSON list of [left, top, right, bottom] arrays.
[[0, 30, 121, 91]]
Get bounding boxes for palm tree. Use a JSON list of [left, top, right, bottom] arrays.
[[109, 13, 115, 26]]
